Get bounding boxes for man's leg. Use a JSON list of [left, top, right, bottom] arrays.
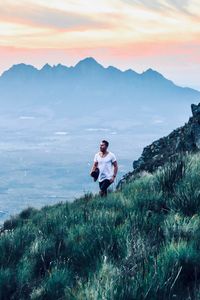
[[99, 179, 111, 197]]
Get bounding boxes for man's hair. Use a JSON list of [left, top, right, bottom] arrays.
[[102, 140, 109, 147]]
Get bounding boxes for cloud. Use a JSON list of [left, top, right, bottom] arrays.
[[166, 0, 189, 11], [0, 2, 117, 31], [122, 0, 195, 15], [123, 0, 165, 11]]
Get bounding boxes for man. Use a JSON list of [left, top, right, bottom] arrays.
[[90, 140, 118, 197]]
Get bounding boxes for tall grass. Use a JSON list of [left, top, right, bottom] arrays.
[[155, 154, 187, 196], [1, 152, 200, 299]]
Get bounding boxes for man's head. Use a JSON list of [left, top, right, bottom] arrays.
[[100, 140, 109, 153]]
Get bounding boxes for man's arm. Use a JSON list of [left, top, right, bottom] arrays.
[[110, 161, 118, 183], [90, 161, 98, 175]]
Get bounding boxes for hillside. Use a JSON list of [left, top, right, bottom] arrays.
[[1, 150, 200, 297], [118, 102, 200, 188]]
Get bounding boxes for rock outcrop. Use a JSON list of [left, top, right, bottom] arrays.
[[118, 103, 200, 188]]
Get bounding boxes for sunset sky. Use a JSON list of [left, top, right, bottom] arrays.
[[1, 0, 200, 89]]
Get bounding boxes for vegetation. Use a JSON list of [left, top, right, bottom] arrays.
[[1, 152, 200, 299]]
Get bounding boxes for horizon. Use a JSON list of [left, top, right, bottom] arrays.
[[0, 1, 200, 90], [0, 56, 167, 75]]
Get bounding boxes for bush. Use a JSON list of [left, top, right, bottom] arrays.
[[170, 153, 200, 215], [146, 241, 200, 299], [163, 213, 200, 242], [3, 216, 21, 231], [122, 177, 166, 242], [0, 268, 16, 300], [172, 179, 200, 216], [77, 258, 119, 300], [19, 207, 38, 220], [155, 154, 187, 196], [0, 224, 37, 269], [30, 267, 73, 300]]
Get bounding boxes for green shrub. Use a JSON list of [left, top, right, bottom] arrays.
[[123, 177, 166, 241], [0, 224, 37, 269], [30, 267, 73, 300], [163, 213, 200, 242], [19, 207, 38, 220], [77, 258, 119, 300], [0, 268, 16, 300], [155, 154, 187, 196], [113, 229, 159, 300], [146, 241, 200, 299], [62, 221, 114, 276], [3, 207, 38, 231], [169, 153, 200, 215], [172, 180, 200, 216], [3, 216, 21, 231], [17, 255, 36, 297]]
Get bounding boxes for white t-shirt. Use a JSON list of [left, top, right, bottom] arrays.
[[94, 151, 117, 182]]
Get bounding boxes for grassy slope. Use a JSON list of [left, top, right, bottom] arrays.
[[1, 153, 200, 299]]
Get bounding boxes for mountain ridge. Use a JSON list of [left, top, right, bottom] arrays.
[[0, 56, 199, 130], [0, 57, 197, 92]]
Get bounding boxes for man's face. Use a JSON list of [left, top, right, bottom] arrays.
[[100, 142, 107, 152]]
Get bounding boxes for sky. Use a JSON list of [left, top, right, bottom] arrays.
[[0, 0, 200, 89]]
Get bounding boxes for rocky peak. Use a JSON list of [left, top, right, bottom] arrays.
[[191, 103, 200, 120], [74, 57, 104, 71]]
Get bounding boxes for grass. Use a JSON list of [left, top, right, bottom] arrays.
[[1, 152, 200, 299]]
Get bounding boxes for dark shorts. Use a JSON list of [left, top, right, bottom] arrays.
[[99, 179, 111, 196]]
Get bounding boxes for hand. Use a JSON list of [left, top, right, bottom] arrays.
[[110, 176, 115, 183]]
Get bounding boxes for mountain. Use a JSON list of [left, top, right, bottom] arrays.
[[74, 57, 104, 72], [0, 57, 199, 123], [0, 57, 200, 173]]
